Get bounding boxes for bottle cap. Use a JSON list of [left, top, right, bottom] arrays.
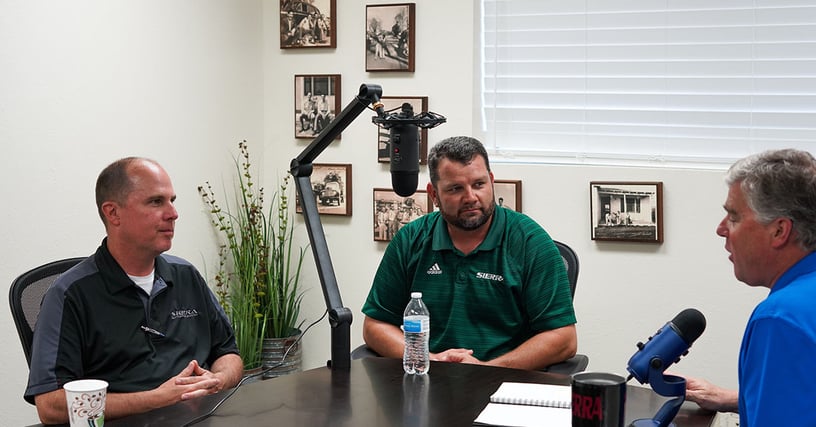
[[411, 291, 422, 298]]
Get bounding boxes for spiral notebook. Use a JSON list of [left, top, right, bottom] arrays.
[[489, 382, 571, 408], [473, 382, 572, 427]]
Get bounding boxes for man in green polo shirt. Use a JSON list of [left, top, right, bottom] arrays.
[[362, 136, 578, 370]]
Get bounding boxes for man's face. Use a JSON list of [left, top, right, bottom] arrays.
[[716, 182, 776, 288], [429, 155, 495, 231], [113, 162, 178, 258]]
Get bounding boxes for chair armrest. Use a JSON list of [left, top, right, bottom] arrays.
[[351, 344, 382, 360], [542, 354, 589, 375]]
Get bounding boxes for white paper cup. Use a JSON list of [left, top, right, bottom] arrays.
[[64, 379, 108, 427]]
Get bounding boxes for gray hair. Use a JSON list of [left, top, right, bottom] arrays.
[[427, 136, 491, 186], [726, 148, 816, 251]]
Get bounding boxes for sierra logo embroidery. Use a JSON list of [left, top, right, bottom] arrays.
[[476, 272, 504, 282], [170, 309, 200, 319]]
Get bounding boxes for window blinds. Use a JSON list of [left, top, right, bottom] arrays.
[[480, 0, 816, 168]]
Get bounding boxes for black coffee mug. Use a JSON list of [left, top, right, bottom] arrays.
[[572, 372, 626, 427]]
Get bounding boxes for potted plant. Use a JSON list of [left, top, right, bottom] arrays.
[[198, 141, 307, 374]]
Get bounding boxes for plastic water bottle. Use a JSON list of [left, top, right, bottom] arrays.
[[403, 292, 430, 375]]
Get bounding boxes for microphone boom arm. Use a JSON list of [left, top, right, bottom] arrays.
[[290, 83, 384, 370]]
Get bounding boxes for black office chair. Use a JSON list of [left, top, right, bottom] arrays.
[[546, 240, 589, 375], [352, 240, 589, 374], [9, 257, 85, 367]]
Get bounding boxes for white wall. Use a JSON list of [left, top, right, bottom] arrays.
[[0, 1, 264, 424], [1, 1, 765, 424], [264, 0, 764, 403], [261, 0, 484, 378]]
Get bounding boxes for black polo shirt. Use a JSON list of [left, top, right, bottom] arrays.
[[24, 240, 238, 403]]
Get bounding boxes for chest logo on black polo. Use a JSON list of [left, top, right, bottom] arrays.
[[426, 263, 443, 275], [476, 272, 504, 282], [170, 308, 200, 319]]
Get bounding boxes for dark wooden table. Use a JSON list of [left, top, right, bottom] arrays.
[[34, 358, 714, 426]]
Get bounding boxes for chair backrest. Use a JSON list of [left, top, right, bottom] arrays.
[[553, 240, 579, 299], [544, 240, 588, 375], [8, 257, 84, 367]]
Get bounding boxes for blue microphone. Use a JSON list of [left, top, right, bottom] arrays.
[[627, 308, 706, 384], [626, 308, 706, 427]]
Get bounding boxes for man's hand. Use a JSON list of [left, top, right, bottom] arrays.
[[681, 375, 739, 413], [432, 348, 482, 364], [172, 360, 224, 401]]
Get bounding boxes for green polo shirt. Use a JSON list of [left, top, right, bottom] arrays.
[[362, 206, 576, 361]]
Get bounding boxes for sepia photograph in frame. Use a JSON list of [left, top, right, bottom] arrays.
[[294, 74, 341, 139], [280, 0, 336, 49], [494, 180, 522, 212], [373, 188, 429, 242], [590, 181, 663, 243], [365, 3, 415, 72], [295, 163, 352, 216], [376, 96, 428, 164]]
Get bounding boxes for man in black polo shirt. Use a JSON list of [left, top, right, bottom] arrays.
[[24, 157, 243, 424]]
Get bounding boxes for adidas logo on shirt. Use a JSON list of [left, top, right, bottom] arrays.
[[426, 263, 442, 275]]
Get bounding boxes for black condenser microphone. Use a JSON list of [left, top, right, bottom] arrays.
[[389, 103, 420, 197], [626, 308, 706, 384], [372, 102, 446, 197]]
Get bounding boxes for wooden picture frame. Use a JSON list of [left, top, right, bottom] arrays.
[[365, 3, 415, 72], [280, 0, 336, 49], [494, 180, 522, 212], [373, 188, 429, 242], [294, 74, 341, 139], [295, 163, 352, 216], [376, 96, 428, 165], [590, 181, 663, 243]]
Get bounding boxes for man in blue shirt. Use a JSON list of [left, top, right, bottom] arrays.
[[681, 149, 816, 426]]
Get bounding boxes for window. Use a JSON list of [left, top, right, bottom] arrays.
[[480, 1, 816, 169], [626, 197, 641, 214]]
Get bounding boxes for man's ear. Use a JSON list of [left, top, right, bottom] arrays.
[[426, 182, 438, 207], [770, 217, 794, 248], [101, 201, 120, 226]]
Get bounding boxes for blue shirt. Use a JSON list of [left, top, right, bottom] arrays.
[[738, 252, 816, 427]]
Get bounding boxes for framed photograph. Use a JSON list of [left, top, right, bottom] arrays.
[[295, 163, 352, 216], [365, 3, 416, 72], [280, 0, 336, 48], [294, 74, 341, 139], [376, 96, 428, 164], [590, 181, 663, 243], [373, 188, 430, 242], [494, 180, 522, 212]]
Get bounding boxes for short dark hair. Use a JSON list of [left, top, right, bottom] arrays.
[[94, 157, 157, 223], [427, 136, 491, 186], [726, 148, 816, 251]]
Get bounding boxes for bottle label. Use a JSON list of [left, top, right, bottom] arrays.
[[404, 316, 429, 333]]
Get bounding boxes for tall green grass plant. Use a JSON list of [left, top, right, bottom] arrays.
[[198, 141, 306, 369]]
